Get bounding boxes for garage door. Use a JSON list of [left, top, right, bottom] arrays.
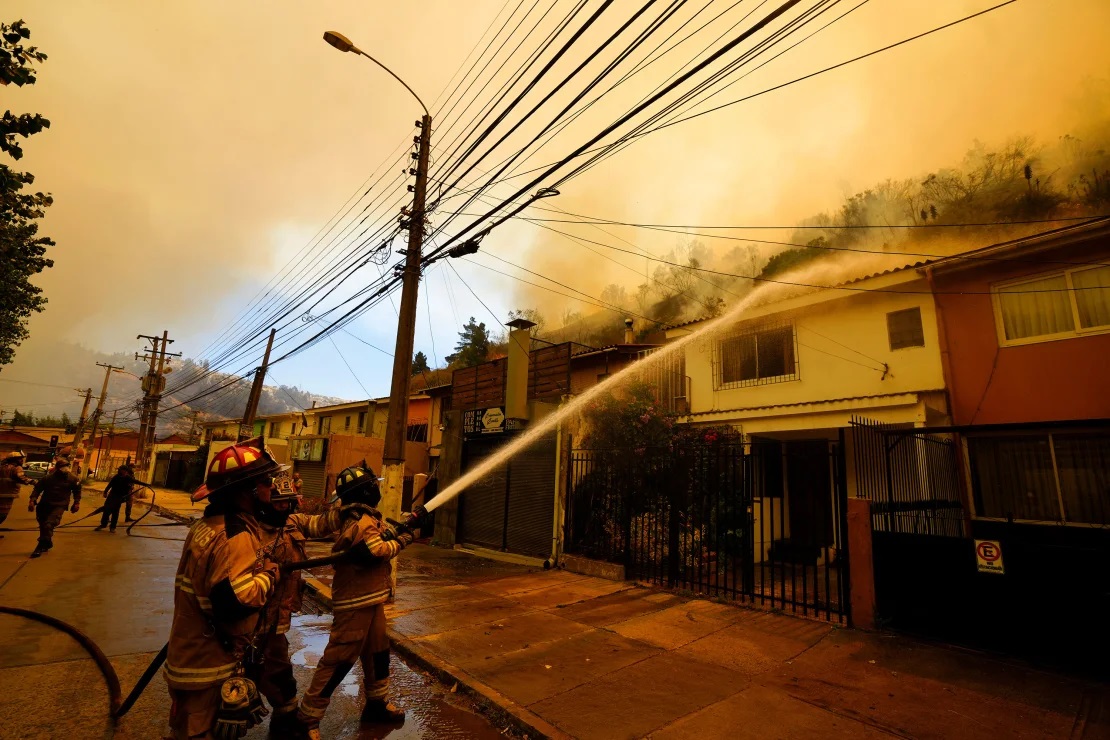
[[457, 433, 555, 557]]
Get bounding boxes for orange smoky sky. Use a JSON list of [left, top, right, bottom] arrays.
[[6, 0, 1110, 398]]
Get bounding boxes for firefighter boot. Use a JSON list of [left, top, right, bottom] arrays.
[[267, 708, 304, 739], [30, 544, 47, 558], [360, 699, 405, 725]]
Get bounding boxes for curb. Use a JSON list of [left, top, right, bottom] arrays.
[[388, 631, 573, 740], [299, 577, 569, 740]]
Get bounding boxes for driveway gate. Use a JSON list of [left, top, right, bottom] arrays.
[[565, 437, 848, 623]]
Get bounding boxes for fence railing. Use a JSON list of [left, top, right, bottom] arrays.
[[565, 438, 847, 622]]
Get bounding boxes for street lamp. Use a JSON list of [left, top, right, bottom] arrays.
[[323, 30, 432, 534]]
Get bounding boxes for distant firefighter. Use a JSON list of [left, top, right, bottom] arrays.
[[28, 457, 82, 558], [96, 464, 135, 533], [0, 450, 33, 537]]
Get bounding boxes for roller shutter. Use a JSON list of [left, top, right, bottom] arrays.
[[458, 438, 506, 551], [294, 460, 326, 500], [457, 433, 556, 557], [505, 434, 556, 557]]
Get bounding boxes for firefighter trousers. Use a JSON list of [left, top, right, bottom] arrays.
[[168, 685, 221, 740], [35, 504, 65, 549], [297, 603, 390, 727], [248, 632, 299, 716]]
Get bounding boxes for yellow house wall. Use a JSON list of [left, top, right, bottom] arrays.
[[679, 282, 945, 418]]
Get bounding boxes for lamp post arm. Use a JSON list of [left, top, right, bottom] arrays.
[[353, 49, 428, 116]]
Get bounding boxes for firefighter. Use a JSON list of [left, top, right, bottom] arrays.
[[0, 450, 32, 538], [165, 438, 354, 740], [27, 456, 81, 558], [95, 464, 135, 532], [249, 469, 346, 736], [295, 462, 425, 736]]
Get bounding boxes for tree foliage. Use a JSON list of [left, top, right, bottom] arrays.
[[411, 350, 430, 376], [1, 19, 53, 367], [445, 316, 490, 368]]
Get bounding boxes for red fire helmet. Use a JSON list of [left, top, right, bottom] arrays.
[[192, 437, 285, 502]]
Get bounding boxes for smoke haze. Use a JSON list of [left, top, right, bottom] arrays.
[[5, 0, 1110, 399]]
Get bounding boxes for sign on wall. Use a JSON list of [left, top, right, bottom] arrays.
[[462, 407, 526, 436], [974, 539, 1005, 575]]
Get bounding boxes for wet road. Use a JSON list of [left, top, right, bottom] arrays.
[[0, 489, 510, 739], [285, 613, 509, 740]]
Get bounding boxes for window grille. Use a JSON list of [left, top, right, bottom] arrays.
[[714, 323, 798, 389]]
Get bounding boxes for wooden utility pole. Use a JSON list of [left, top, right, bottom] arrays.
[[72, 388, 93, 445], [85, 362, 123, 456], [239, 328, 276, 442], [380, 114, 432, 529], [135, 331, 181, 474]]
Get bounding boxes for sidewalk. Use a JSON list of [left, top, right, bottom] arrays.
[[324, 545, 1109, 740]]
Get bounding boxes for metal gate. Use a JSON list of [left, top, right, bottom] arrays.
[[457, 433, 557, 558], [565, 437, 848, 623], [851, 417, 1110, 673]]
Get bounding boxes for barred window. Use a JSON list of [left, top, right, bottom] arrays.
[[887, 307, 925, 350], [716, 324, 797, 389]]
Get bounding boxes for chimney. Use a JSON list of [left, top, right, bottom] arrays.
[[624, 318, 635, 344], [505, 318, 535, 420]]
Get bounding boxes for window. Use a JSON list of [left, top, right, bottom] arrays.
[[886, 307, 925, 350], [344, 415, 351, 431], [357, 411, 366, 433], [289, 422, 296, 435], [994, 265, 1110, 344], [967, 432, 1109, 525], [269, 422, 278, 437], [317, 416, 331, 435], [716, 324, 797, 389]]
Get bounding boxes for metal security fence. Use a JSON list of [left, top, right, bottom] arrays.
[[565, 438, 848, 622], [850, 416, 965, 537]]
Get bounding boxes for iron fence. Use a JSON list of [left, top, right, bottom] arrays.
[[565, 438, 847, 622]]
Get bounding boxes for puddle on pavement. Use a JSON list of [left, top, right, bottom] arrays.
[[288, 614, 512, 739]]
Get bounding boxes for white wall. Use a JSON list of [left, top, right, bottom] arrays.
[[679, 280, 945, 420]]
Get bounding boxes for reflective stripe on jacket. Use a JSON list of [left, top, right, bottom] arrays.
[[164, 511, 276, 690], [331, 510, 405, 613]]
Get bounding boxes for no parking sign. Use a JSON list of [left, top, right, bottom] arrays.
[[975, 539, 1005, 575]]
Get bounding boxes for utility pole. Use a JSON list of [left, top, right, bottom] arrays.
[[380, 113, 431, 528], [85, 362, 123, 458], [100, 409, 118, 478], [239, 328, 276, 442], [72, 388, 93, 445], [135, 331, 181, 474], [187, 410, 200, 445]]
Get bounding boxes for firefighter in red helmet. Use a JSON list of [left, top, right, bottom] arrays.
[[164, 438, 346, 740]]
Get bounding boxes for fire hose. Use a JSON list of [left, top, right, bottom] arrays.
[[0, 549, 355, 720]]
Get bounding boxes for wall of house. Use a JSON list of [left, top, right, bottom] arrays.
[[933, 249, 1110, 425], [680, 283, 945, 418]]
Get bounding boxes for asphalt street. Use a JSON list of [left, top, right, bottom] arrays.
[[0, 486, 506, 739]]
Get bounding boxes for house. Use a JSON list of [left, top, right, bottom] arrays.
[[287, 393, 437, 501], [434, 318, 660, 562], [868, 218, 1110, 665]]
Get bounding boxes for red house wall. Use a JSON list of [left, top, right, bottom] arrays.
[[934, 241, 1110, 426]]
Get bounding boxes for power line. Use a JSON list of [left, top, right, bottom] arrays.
[[327, 334, 372, 398]]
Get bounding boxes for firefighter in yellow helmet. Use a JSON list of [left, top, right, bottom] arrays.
[[295, 461, 426, 736], [164, 438, 346, 740]]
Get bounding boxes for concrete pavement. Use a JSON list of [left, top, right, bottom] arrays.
[[0, 487, 508, 739], [341, 546, 1110, 740]]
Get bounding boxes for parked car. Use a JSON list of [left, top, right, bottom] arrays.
[[23, 461, 50, 481]]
